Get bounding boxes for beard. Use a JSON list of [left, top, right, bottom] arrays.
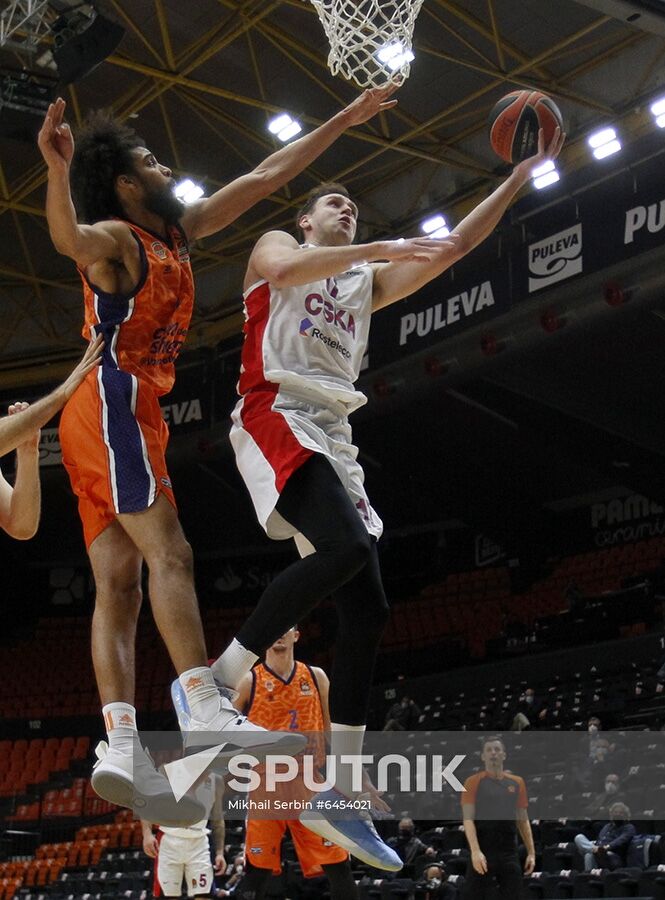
[[142, 181, 185, 225]]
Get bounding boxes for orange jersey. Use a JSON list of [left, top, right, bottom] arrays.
[[79, 220, 194, 396], [248, 661, 325, 733]]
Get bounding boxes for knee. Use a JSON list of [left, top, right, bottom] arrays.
[[338, 530, 372, 573], [95, 572, 143, 615], [148, 535, 194, 575]]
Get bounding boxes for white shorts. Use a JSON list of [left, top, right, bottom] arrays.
[[157, 832, 213, 897], [230, 388, 383, 544]]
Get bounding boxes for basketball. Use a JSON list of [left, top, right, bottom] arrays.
[[488, 90, 563, 163]]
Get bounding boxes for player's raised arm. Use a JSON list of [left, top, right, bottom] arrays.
[[0, 337, 103, 459], [246, 229, 456, 291], [38, 98, 127, 267], [180, 86, 398, 241], [371, 127, 565, 311]]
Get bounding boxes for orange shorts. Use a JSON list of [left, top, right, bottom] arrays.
[[60, 368, 176, 549], [245, 819, 347, 878]]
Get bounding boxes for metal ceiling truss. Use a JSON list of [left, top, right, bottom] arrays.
[[0, 0, 663, 377]]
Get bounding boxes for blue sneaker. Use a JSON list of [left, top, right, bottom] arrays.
[[300, 788, 402, 871]]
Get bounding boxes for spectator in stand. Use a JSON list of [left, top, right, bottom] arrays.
[[387, 818, 437, 870], [585, 773, 626, 817], [215, 854, 245, 897], [537, 696, 568, 729], [510, 688, 542, 731], [574, 802, 635, 871], [415, 863, 460, 899], [383, 696, 422, 731]]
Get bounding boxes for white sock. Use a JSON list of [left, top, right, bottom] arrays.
[[179, 667, 221, 724], [329, 722, 366, 799], [102, 703, 137, 756], [210, 639, 258, 690]]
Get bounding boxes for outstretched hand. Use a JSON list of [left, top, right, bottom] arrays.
[[382, 232, 462, 263], [7, 403, 40, 453], [59, 335, 104, 401], [513, 126, 566, 182], [37, 97, 75, 171], [341, 84, 399, 126]]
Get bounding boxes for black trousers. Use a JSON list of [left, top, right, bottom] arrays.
[[464, 852, 522, 899]]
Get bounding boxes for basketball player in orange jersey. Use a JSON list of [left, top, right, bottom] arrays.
[[0, 338, 103, 538], [36, 86, 397, 823], [233, 626, 362, 900], [212, 126, 565, 866]]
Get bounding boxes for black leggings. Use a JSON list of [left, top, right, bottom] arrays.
[[237, 453, 389, 725], [236, 858, 358, 900]]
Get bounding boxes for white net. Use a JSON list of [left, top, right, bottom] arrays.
[[306, 0, 424, 88]]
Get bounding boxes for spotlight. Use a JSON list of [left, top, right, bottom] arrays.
[[650, 97, 665, 128], [376, 42, 415, 72], [540, 308, 563, 333], [51, 8, 125, 85], [421, 214, 450, 238], [267, 113, 302, 142], [531, 160, 560, 190], [174, 178, 204, 204], [588, 127, 621, 160], [424, 357, 448, 377], [603, 281, 627, 306], [372, 377, 397, 398], [480, 333, 499, 356]]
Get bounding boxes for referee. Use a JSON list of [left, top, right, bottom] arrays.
[[461, 736, 535, 898]]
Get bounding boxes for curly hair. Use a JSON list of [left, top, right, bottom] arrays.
[[295, 182, 352, 235], [70, 111, 145, 224]]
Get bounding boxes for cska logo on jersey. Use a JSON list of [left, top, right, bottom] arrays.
[[304, 292, 356, 338], [300, 678, 312, 695]]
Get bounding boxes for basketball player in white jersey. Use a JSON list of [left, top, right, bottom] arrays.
[[0, 337, 103, 538], [212, 127, 565, 869], [142, 773, 225, 899]]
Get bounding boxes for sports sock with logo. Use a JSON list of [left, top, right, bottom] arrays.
[[102, 703, 137, 756], [179, 666, 222, 724]]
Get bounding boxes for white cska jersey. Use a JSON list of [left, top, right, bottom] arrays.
[[238, 249, 374, 413]]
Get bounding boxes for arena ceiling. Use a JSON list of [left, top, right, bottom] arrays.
[[1, 0, 665, 386]]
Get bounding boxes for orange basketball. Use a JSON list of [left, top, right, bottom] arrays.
[[488, 90, 563, 163]]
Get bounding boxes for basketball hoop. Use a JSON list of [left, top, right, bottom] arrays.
[[306, 0, 424, 88]]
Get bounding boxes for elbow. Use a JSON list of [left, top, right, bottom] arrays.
[[263, 261, 294, 289], [6, 522, 38, 541]]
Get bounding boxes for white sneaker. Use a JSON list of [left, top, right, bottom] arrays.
[[174, 680, 306, 762], [91, 740, 206, 826]]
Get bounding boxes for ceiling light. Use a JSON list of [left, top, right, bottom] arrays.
[[421, 214, 449, 237], [531, 160, 560, 190], [650, 97, 665, 128], [174, 179, 204, 204], [268, 113, 302, 142], [650, 97, 665, 117], [376, 41, 414, 71], [588, 127, 621, 159]]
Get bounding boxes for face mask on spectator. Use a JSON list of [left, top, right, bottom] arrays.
[[605, 781, 618, 793]]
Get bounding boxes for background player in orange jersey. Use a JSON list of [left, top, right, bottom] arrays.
[[231, 626, 379, 900], [0, 338, 102, 539], [37, 86, 397, 823]]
